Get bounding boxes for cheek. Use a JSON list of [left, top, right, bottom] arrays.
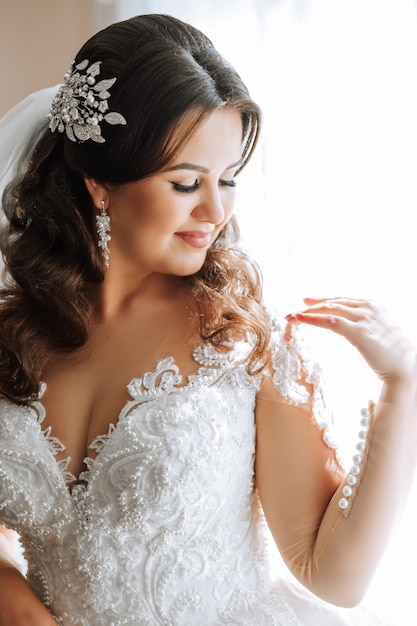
[[113, 197, 168, 234]]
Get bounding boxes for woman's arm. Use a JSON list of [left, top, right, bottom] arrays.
[[255, 298, 417, 607], [0, 526, 20, 570], [0, 527, 57, 625]]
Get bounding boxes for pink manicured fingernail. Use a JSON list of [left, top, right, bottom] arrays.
[[285, 312, 303, 323], [285, 312, 296, 321]]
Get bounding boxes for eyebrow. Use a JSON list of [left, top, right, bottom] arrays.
[[165, 159, 243, 174]]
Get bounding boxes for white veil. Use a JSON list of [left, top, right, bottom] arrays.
[[0, 86, 60, 222]]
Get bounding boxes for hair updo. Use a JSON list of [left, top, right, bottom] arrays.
[[0, 14, 270, 403], [64, 14, 260, 182]]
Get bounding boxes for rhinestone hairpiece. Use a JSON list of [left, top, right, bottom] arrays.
[[48, 59, 127, 143]]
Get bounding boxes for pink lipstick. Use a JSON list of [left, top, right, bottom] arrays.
[[175, 231, 212, 248]]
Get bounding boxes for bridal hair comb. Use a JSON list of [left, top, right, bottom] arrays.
[[48, 59, 127, 143]]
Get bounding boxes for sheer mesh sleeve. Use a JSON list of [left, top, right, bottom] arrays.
[[265, 314, 344, 467]]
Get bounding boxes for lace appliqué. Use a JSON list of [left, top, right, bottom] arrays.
[[268, 316, 343, 466], [33, 385, 77, 486], [127, 356, 183, 400], [0, 331, 354, 625]]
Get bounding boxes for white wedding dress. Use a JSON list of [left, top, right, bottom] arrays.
[[0, 321, 392, 625]]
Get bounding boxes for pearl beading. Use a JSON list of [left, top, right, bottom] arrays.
[[338, 400, 375, 517], [0, 321, 348, 624]]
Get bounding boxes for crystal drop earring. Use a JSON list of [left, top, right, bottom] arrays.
[[96, 200, 111, 268]]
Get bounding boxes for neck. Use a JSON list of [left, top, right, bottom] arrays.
[[89, 271, 188, 324]]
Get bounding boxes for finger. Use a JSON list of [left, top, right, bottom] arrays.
[[298, 303, 368, 323], [288, 311, 358, 339], [303, 297, 368, 308]]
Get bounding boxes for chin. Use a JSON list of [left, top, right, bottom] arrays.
[[172, 259, 207, 277], [178, 252, 209, 276]]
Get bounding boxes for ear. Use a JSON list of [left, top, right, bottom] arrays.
[[84, 178, 109, 210]]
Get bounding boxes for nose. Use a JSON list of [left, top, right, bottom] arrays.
[[192, 187, 225, 225]]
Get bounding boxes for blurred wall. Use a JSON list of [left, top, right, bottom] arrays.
[[0, 0, 116, 117]]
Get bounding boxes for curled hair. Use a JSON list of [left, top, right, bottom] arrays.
[[0, 14, 270, 403]]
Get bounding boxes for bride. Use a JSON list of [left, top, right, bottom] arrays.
[[0, 13, 414, 626]]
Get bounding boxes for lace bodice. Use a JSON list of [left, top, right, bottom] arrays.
[[0, 323, 382, 626]]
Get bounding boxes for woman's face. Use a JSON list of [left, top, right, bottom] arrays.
[[105, 108, 243, 278]]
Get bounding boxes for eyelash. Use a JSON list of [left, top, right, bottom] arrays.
[[172, 178, 237, 194]]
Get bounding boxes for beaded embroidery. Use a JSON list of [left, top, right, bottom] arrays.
[[0, 322, 346, 625]]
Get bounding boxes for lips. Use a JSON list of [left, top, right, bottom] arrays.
[[175, 231, 213, 249]]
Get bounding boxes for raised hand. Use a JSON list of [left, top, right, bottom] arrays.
[[286, 297, 417, 385]]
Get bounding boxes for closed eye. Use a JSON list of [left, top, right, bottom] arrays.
[[219, 178, 237, 188], [172, 177, 237, 193], [172, 179, 200, 193]]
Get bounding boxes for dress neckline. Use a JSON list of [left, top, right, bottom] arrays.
[[29, 342, 250, 498]]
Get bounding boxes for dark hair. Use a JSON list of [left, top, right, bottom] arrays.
[[0, 14, 270, 403]]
